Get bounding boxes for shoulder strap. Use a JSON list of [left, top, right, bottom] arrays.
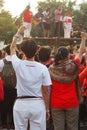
[[3, 59, 11, 64]]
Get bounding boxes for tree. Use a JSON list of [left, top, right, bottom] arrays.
[[73, 2, 87, 31], [0, 0, 18, 44], [0, 0, 4, 8], [0, 10, 18, 44]]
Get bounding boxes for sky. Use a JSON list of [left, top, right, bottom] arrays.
[[3, 0, 87, 17], [3, 0, 45, 17]]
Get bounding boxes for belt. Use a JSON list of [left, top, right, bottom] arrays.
[[16, 96, 42, 99]]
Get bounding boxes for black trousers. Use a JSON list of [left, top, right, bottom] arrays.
[[0, 87, 17, 126], [54, 21, 64, 37]]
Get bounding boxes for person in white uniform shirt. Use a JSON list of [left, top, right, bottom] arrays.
[[10, 26, 52, 130], [63, 11, 73, 38]]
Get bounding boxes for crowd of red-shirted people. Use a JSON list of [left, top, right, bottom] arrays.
[[0, 3, 87, 130]]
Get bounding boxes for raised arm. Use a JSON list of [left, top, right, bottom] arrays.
[[76, 32, 87, 61], [10, 26, 24, 55]]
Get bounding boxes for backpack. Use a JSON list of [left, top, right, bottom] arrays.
[[1, 59, 16, 89]]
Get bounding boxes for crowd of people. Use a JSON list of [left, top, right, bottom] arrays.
[[19, 4, 86, 39], [19, 4, 76, 38], [0, 26, 87, 130], [0, 3, 87, 130]]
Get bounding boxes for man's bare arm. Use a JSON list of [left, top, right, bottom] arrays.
[[41, 86, 50, 120], [76, 32, 87, 61], [10, 26, 24, 55]]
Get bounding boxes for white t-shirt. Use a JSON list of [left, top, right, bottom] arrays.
[[11, 55, 52, 97], [43, 11, 50, 22], [63, 16, 72, 28]]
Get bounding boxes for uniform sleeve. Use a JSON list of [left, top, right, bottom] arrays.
[[11, 54, 21, 71]]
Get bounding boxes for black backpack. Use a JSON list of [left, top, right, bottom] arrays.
[[1, 59, 16, 89]]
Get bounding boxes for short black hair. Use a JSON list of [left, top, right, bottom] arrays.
[[21, 40, 37, 58], [38, 46, 51, 62], [54, 46, 69, 64]]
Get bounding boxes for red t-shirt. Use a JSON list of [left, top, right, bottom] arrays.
[[23, 10, 33, 23], [82, 78, 87, 96], [50, 59, 80, 108], [79, 67, 87, 84], [67, 18, 72, 23], [79, 67, 87, 96], [50, 80, 79, 108]]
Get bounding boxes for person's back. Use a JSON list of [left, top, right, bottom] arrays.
[[13, 58, 49, 97], [49, 47, 79, 106], [49, 46, 80, 130], [10, 36, 51, 130]]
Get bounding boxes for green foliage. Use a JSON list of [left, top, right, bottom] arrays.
[[73, 2, 87, 31], [0, 10, 18, 44]]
